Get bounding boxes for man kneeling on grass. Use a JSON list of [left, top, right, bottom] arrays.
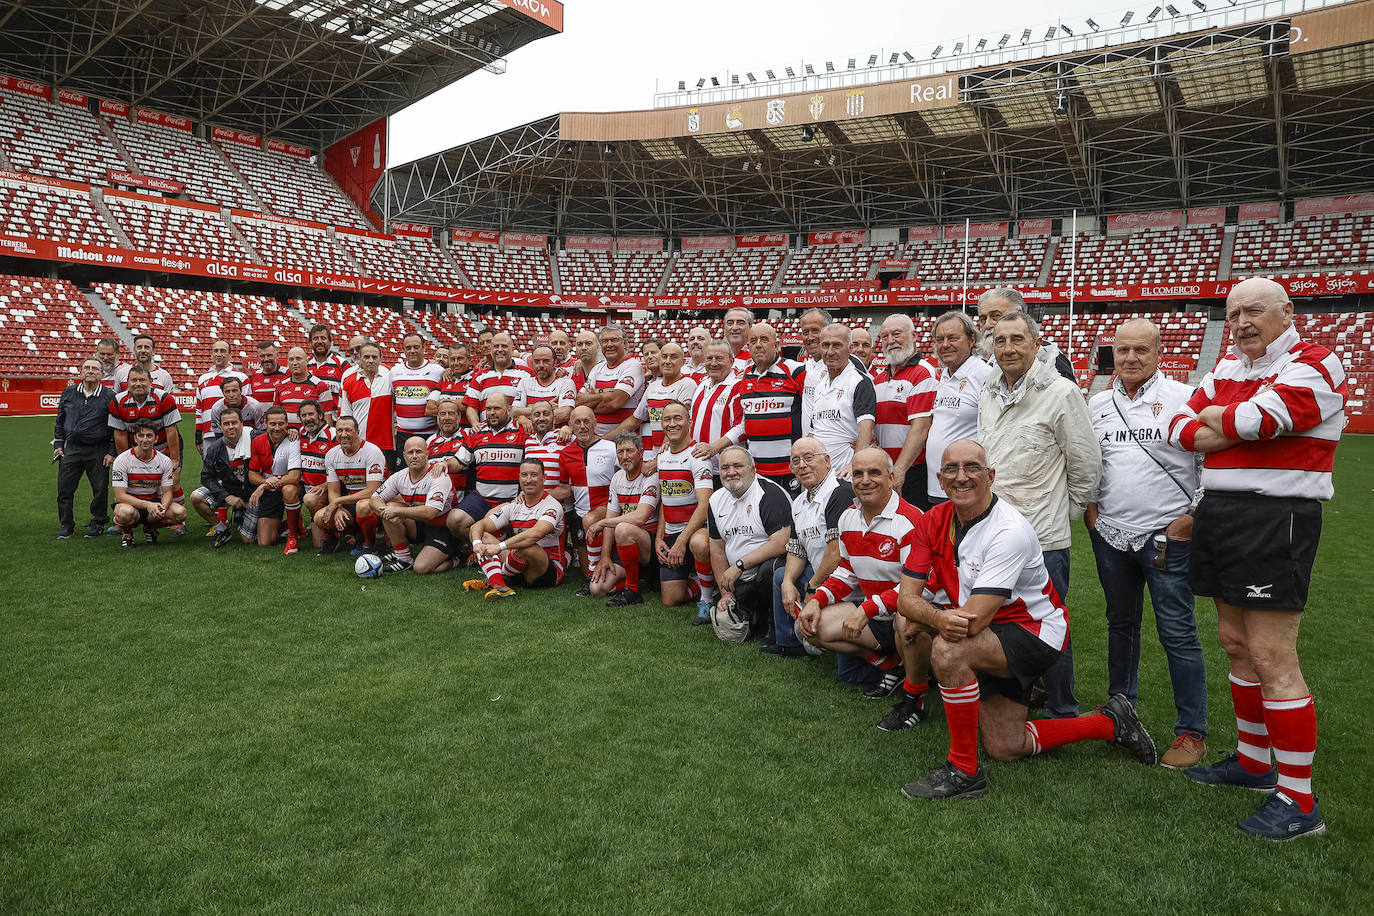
[[895, 440, 1157, 800], [112, 419, 186, 547], [369, 436, 455, 573], [464, 458, 568, 600]]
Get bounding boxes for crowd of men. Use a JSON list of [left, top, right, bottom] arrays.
[[51, 278, 1347, 838]]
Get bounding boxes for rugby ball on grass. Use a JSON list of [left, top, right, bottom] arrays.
[[355, 553, 384, 578]]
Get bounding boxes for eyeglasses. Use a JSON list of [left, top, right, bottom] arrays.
[[790, 453, 826, 466], [938, 463, 988, 479]]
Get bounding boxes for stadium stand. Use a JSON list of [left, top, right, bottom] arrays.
[[232, 215, 356, 275], [96, 282, 304, 390], [332, 229, 421, 283], [218, 141, 368, 230], [558, 250, 671, 294], [447, 241, 553, 292], [291, 298, 417, 360], [1232, 214, 1374, 275], [103, 193, 249, 261], [1048, 228, 1223, 285], [1295, 311, 1370, 418], [905, 236, 1051, 287], [0, 274, 117, 377], [781, 243, 899, 288], [108, 117, 253, 209], [664, 249, 786, 294], [0, 178, 119, 245], [397, 236, 468, 287], [0, 91, 128, 186]]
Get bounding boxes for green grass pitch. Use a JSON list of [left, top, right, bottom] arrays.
[[2, 415, 1371, 914]]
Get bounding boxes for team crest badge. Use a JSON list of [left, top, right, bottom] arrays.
[[1152, 402, 1163, 418], [809, 94, 825, 120], [687, 109, 700, 133], [725, 106, 743, 129], [845, 90, 865, 117], [876, 538, 895, 558], [349, 146, 361, 166], [958, 378, 967, 391], [766, 98, 785, 125]]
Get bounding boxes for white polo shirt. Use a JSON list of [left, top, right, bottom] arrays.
[[808, 361, 878, 469], [926, 355, 995, 499]]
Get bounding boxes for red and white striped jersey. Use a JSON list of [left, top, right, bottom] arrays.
[[297, 425, 335, 487], [111, 448, 173, 499], [113, 363, 175, 393], [376, 467, 454, 523], [249, 431, 301, 477], [276, 375, 336, 429], [652, 442, 712, 536], [425, 429, 467, 494], [690, 374, 742, 475], [733, 358, 804, 480], [559, 438, 618, 514], [339, 366, 394, 453], [526, 431, 568, 505], [487, 494, 566, 568], [390, 360, 444, 434], [683, 361, 709, 385], [1168, 325, 1346, 500], [585, 356, 645, 436], [570, 360, 598, 393], [195, 367, 247, 435], [608, 468, 660, 534], [101, 361, 129, 390], [108, 387, 181, 453], [730, 348, 752, 378], [426, 373, 472, 423], [517, 374, 576, 413], [458, 423, 533, 501], [904, 497, 1068, 651], [873, 357, 938, 464], [324, 441, 387, 494], [245, 367, 288, 405], [815, 492, 924, 621], [632, 375, 698, 458], [464, 364, 532, 415], [308, 353, 349, 399]]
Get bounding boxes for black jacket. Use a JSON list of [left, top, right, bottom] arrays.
[[53, 383, 115, 453], [200, 437, 253, 502]]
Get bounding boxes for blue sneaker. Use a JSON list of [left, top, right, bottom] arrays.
[[1237, 791, 1325, 841], [693, 599, 712, 626], [1185, 751, 1278, 792], [349, 543, 373, 557]]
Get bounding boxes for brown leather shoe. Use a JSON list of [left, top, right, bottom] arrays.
[[1161, 733, 1207, 769]]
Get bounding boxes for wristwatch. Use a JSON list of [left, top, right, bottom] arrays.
[[735, 559, 746, 571]]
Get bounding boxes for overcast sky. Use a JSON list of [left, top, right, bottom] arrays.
[[388, 0, 1138, 165]]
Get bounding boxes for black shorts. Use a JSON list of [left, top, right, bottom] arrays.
[[566, 507, 586, 548], [868, 616, 897, 654], [256, 489, 285, 519], [526, 559, 563, 589], [418, 523, 456, 554], [762, 472, 801, 498], [977, 621, 1063, 706], [1191, 490, 1322, 610], [658, 530, 695, 582], [900, 466, 930, 511]]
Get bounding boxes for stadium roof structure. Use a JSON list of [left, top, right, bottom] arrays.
[[381, 0, 1374, 236], [0, 0, 563, 150]]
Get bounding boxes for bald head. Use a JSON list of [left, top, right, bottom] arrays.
[[570, 404, 598, 443], [1226, 276, 1294, 360], [287, 346, 309, 376]]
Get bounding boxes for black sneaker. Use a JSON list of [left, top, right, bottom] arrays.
[[605, 588, 643, 607], [1100, 694, 1158, 766], [863, 665, 906, 699], [212, 527, 234, 549], [902, 762, 988, 800], [761, 642, 811, 658], [84, 522, 104, 538], [1237, 791, 1326, 841], [574, 583, 592, 598], [317, 538, 340, 557], [1185, 751, 1279, 792], [120, 532, 136, 549], [877, 691, 927, 731], [145, 528, 159, 546], [57, 525, 74, 539], [383, 553, 413, 572]]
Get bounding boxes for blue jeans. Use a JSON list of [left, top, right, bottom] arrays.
[[1041, 547, 1078, 718], [1089, 529, 1208, 737], [771, 562, 812, 649]]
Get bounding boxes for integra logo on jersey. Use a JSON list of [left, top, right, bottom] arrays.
[[724, 525, 759, 539]]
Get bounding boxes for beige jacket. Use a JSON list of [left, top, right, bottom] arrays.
[[978, 347, 1101, 551]]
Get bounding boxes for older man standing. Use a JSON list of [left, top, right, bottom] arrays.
[[339, 341, 394, 466], [1088, 318, 1208, 769], [722, 306, 754, 376], [579, 324, 644, 438], [1168, 277, 1346, 840], [807, 323, 877, 478], [976, 288, 1074, 380], [194, 340, 247, 453], [53, 357, 115, 539], [926, 311, 994, 506], [733, 322, 804, 493], [978, 311, 1100, 719], [569, 329, 602, 392], [873, 314, 937, 508], [464, 332, 530, 428]]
